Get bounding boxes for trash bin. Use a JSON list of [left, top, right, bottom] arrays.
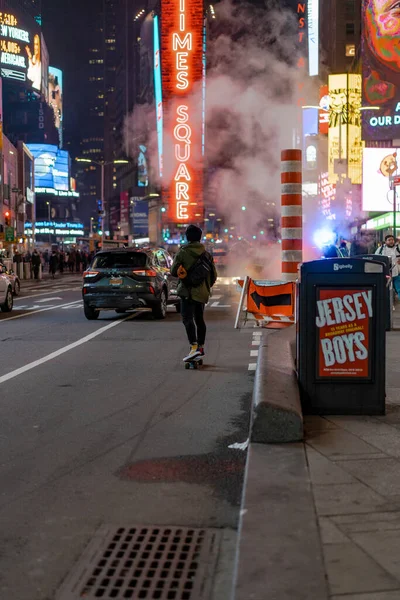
[[297, 257, 386, 415]]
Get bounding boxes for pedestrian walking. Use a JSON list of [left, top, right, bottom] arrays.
[[75, 250, 82, 273], [59, 251, 65, 274], [171, 225, 217, 362], [376, 234, 400, 300], [82, 251, 88, 272], [49, 250, 58, 279], [68, 250, 75, 273], [31, 249, 41, 279]]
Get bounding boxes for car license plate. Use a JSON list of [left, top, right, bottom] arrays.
[[110, 277, 123, 286]]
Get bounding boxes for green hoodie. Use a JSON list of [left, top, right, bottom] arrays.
[[171, 242, 217, 304]]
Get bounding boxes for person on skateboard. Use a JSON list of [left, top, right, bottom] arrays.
[[171, 225, 217, 362]]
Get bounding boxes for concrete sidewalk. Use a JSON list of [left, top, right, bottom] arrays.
[[235, 312, 400, 599]]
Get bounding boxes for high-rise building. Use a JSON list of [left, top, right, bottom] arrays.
[[76, 0, 120, 227], [320, 0, 361, 76]]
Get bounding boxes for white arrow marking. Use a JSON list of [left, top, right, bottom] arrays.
[[228, 439, 249, 451]]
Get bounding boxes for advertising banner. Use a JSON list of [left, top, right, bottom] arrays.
[[161, 0, 204, 223], [27, 144, 69, 191], [316, 288, 373, 379], [153, 15, 163, 178], [48, 66, 63, 147], [328, 74, 362, 185], [132, 198, 149, 237], [119, 191, 130, 234], [0, 9, 41, 91], [362, 0, 400, 140], [362, 147, 399, 212]]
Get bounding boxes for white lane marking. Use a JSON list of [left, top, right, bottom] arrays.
[[61, 303, 83, 310], [252, 340, 261, 346], [250, 350, 259, 357], [0, 300, 83, 323], [248, 363, 257, 371], [36, 297, 63, 303], [211, 295, 222, 300], [0, 313, 138, 384], [229, 439, 249, 451], [210, 302, 231, 308], [18, 288, 80, 300]]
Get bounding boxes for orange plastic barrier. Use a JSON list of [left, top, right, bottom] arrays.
[[235, 277, 295, 329]]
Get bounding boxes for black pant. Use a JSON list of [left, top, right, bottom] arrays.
[[181, 298, 206, 346]]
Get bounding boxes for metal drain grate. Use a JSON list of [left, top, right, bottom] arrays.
[[56, 525, 222, 600]]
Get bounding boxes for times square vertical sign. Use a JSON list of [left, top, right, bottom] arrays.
[[161, 0, 204, 223]]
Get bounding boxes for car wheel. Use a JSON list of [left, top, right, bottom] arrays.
[[84, 302, 100, 320], [1, 288, 13, 312], [175, 302, 181, 313], [13, 279, 20, 296], [152, 290, 167, 319]]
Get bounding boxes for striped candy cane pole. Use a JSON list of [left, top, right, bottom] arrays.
[[281, 149, 302, 281]]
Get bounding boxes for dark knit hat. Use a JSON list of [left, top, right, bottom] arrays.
[[185, 224, 202, 242]]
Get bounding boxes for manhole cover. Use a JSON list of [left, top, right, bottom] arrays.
[[56, 525, 222, 600]]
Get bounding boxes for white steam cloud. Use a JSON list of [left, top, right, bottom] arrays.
[[124, 0, 320, 275]]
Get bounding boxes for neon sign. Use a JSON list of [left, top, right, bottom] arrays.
[[161, 0, 203, 223]]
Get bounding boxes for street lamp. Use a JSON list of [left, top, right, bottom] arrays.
[[75, 157, 130, 247]]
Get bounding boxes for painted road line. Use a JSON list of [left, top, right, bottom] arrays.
[[36, 297, 63, 303], [248, 363, 257, 371], [0, 300, 83, 323], [211, 295, 222, 300], [250, 350, 259, 357], [252, 340, 261, 346], [18, 289, 81, 300], [61, 303, 83, 310], [0, 313, 139, 385], [209, 302, 231, 308]]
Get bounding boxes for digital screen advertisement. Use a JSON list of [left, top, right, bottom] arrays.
[[328, 73, 362, 186], [153, 15, 163, 179], [27, 143, 70, 191], [362, 147, 400, 212], [316, 288, 373, 379], [362, 0, 400, 140], [0, 10, 42, 91], [48, 66, 63, 145]]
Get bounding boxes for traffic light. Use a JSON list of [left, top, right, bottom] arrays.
[[4, 211, 10, 226]]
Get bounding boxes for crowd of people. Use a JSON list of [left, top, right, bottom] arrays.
[[12, 248, 94, 279]]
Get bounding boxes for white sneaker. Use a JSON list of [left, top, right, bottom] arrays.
[[183, 345, 201, 362]]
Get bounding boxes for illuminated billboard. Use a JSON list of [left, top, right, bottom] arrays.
[[161, 0, 204, 223], [0, 10, 42, 91], [49, 66, 63, 146], [328, 73, 363, 185], [27, 143, 69, 191], [362, 0, 400, 140], [153, 15, 163, 178], [362, 148, 399, 212], [308, 0, 319, 77]]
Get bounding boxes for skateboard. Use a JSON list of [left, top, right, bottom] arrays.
[[184, 356, 204, 370]]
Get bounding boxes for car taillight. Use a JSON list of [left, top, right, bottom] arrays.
[[132, 269, 157, 277], [83, 270, 99, 278]]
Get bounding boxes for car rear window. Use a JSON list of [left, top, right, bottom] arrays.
[[92, 252, 148, 269]]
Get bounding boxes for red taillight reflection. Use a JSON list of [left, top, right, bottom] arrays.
[[149, 285, 155, 294], [132, 269, 157, 277], [83, 270, 99, 278]]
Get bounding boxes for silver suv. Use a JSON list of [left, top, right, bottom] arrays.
[[0, 265, 13, 312]]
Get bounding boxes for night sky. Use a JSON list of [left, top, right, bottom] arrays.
[[41, 0, 96, 153]]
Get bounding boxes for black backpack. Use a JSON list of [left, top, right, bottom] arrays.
[[185, 252, 215, 288]]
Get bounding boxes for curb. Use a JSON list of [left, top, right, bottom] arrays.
[[251, 327, 303, 443]]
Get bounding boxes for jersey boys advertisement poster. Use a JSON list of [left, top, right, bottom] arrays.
[[316, 288, 373, 379]]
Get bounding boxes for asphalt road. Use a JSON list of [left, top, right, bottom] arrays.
[[0, 274, 255, 600]]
